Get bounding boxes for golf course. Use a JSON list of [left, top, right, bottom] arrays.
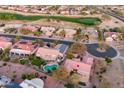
[[0, 12, 102, 26]]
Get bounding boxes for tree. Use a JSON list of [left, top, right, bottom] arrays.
[[31, 56, 46, 67], [11, 57, 20, 63], [12, 35, 22, 43], [68, 73, 81, 86], [69, 43, 87, 55], [105, 57, 112, 64], [53, 40, 60, 45], [64, 83, 75, 88], [4, 48, 10, 54], [59, 30, 66, 38], [99, 78, 111, 88], [66, 52, 75, 59], [12, 74, 17, 80], [97, 28, 106, 50], [26, 73, 35, 80], [52, 66, 69, 82], [73, 28, 84, 42], [28, 54, 34, 60], [3, 63, 7, 66], [33, 31, 42, 37], [21, 73, 36, 80], [2, 55, 10, 62], [21, 74, 27, 80], [95, 59, 107, 74], [36, 39, 44, 47], [97, 30, 104, 42], [19, 28, 31, 35], [20, 58, 29, 65], [73, 34, 84, 41], [1, 48, 10, 62], [118, 27, 124, 40]]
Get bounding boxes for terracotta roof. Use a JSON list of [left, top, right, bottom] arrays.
[[12, 41, 39, 52]]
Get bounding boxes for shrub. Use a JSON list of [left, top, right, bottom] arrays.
[[31, 57, 46, 67], [33, 31, 42, 37], [66, 52, 75, 59], [19, 28, 31, 35], [13, 74, 17, 79], [12, 57, 20, 63], [78, 81, 86, 86], [3, 63, 7, 66], [20, 59, 29, 65], [26, 73, 35, 80], [21, 74, 27, 80], [35, 72, 39, 77], [2, 55, 10, 62], [105, 57, 112, 64], [64, 83, 75, 88]]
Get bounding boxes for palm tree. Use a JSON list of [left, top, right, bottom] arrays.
[[73, 34, 84, 42], [119, 27, 124, 40], [96, 27, 106, 50], [97, 29, 104, 42], [76, 28, 82, 35]]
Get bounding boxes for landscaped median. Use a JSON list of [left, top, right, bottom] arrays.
[[0, 12, 102, 26]]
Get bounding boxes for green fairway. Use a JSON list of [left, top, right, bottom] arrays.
[[0, 12, 102, 26]]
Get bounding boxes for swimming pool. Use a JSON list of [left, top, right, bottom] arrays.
[[43, 63, 59, 72]]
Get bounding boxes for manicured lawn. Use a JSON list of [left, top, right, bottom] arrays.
[[20, 58, 29, 65], [0, 12, 102, 26], [31, 57, 46, 67]]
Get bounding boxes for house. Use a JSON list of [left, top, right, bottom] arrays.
[[60, 10, 70, 15], [20, 78, 44, 88], [20, 25, 40, 32], [0, 75, 11, 87], [56, 28, 76, 39], [0, 24, 22, 32], [36, 47, 63, 62], [82, 29, 98, 41], [0, 37, 12, 51], [36, 44, 68, 62], [5, 24, 23, 29], [10, 40, 39, 57], [5, 82, 22, 88], [64, 56, 94, 85], [106, 37, 113, 42], [64, 28, 77, 39], [104, 32, 120, 42], [41, 26, 56, 37]]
